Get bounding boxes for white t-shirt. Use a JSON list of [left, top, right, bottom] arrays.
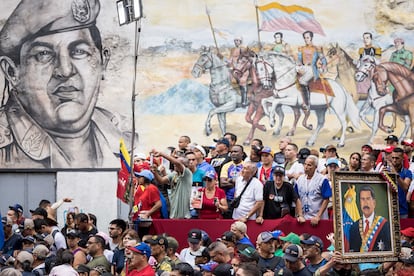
[[179, 246, 206, 267], [232, 176, 263, 220]]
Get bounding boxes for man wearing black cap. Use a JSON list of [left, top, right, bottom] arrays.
[[66, 230, 87, 268], [179, 229, 205, 267], [1, 216, 22, 256], [385, 135, 399, 147], [260, 166, 305, 222], [301, 235, 327, 273], [30, 208, 48, 220], [7, 204, 23, 233], [283, 244, 311, 275], [211, 138, 232, 176], [0, 0, 132, 168]]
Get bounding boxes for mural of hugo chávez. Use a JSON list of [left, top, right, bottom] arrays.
[[0, 0, 134, 169]]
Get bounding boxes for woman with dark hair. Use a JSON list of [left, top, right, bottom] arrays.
[[61, 211, 76, 237], [342, 152, 361, 172], [112, 229, 140, 275]]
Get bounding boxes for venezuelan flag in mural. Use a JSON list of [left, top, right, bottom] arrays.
[[258, 2, 325, 36]]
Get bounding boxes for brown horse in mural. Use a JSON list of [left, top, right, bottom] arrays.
[[233, 50, 275, 145], [373, 62, 414, 139]]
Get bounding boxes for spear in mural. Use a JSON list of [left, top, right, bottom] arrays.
[[205, 5, 220, 55], [254, 0, 262, 50]]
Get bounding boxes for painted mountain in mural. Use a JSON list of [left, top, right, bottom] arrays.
[[139, 79, 213, 114]]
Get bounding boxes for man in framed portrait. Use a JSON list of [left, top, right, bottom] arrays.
[[349, 185, 391, 252]]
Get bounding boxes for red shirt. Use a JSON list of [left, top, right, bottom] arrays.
[[133, 184, 161, 219], [128, 264, 155, 276], [198, 187, 226, 219]]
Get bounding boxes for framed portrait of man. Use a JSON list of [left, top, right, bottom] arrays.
[[332, 171, 400, 263]]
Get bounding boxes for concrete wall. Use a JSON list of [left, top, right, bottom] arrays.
[[56, 171, 120, 233]]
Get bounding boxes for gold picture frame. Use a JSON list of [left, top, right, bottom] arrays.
[[333, 171, 400, 263]]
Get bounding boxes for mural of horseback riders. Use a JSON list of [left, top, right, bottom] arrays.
[[186, 1, 414, 154]]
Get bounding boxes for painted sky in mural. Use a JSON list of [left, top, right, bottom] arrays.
[[1, 0, 413, 169]]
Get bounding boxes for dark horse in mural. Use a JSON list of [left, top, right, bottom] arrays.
[[191, 47, 241, 136], [232, 50, 275, 145], [374, 62, 414, 139], [355, 56, 411, 143]]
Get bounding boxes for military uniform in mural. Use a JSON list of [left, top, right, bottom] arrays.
[[0, 0, 133, 168], [390, 38, 413, 69]]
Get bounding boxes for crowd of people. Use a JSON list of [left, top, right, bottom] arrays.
[[2, 132, 414, 275]]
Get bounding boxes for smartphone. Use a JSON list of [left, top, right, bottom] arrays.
[[150, 154, 154, 166]]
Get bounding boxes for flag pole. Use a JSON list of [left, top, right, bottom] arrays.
[[205, 5, 220, 54], [254, 0, 262, 51]]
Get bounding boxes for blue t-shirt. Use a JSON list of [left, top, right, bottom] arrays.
[[398, 168, 412, 216]]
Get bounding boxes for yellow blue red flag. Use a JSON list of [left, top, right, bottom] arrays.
[[343, 185, 360, 251], [117, 138, 131, 203], [258, 2, 325, 36]]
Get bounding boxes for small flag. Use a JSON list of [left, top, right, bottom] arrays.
[[117, 139, 132, 203], [258, 2, 325, 36]]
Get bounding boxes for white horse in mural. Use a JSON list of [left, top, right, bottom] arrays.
[[191, 47, 241, 136], [261, 52, 360, 147]]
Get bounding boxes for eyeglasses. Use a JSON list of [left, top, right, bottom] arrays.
[[231, 263, 239, 267], [203, 178, 214, 182], [108, 227, 118, 230]]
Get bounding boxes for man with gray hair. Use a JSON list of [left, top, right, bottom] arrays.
[[295, 155, 332, 225], [208, 241, 231, 264], [232, 162, 264, 223]]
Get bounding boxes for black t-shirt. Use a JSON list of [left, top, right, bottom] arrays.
[[293, 267, 312, 276], [263, 181, 298, 219], [210, 154, 232, 176], [258, 255, 285, 273]]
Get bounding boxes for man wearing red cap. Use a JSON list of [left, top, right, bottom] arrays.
[[401, 227, 414, 247]]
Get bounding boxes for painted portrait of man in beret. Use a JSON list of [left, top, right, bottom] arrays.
[[0, 0, 133, 168]]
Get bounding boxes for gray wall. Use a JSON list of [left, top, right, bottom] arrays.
[[0, 173, 56, 218]]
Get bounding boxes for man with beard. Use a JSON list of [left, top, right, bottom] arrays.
[[86, 235, 110, 271], [256, 231, 287, 275]]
